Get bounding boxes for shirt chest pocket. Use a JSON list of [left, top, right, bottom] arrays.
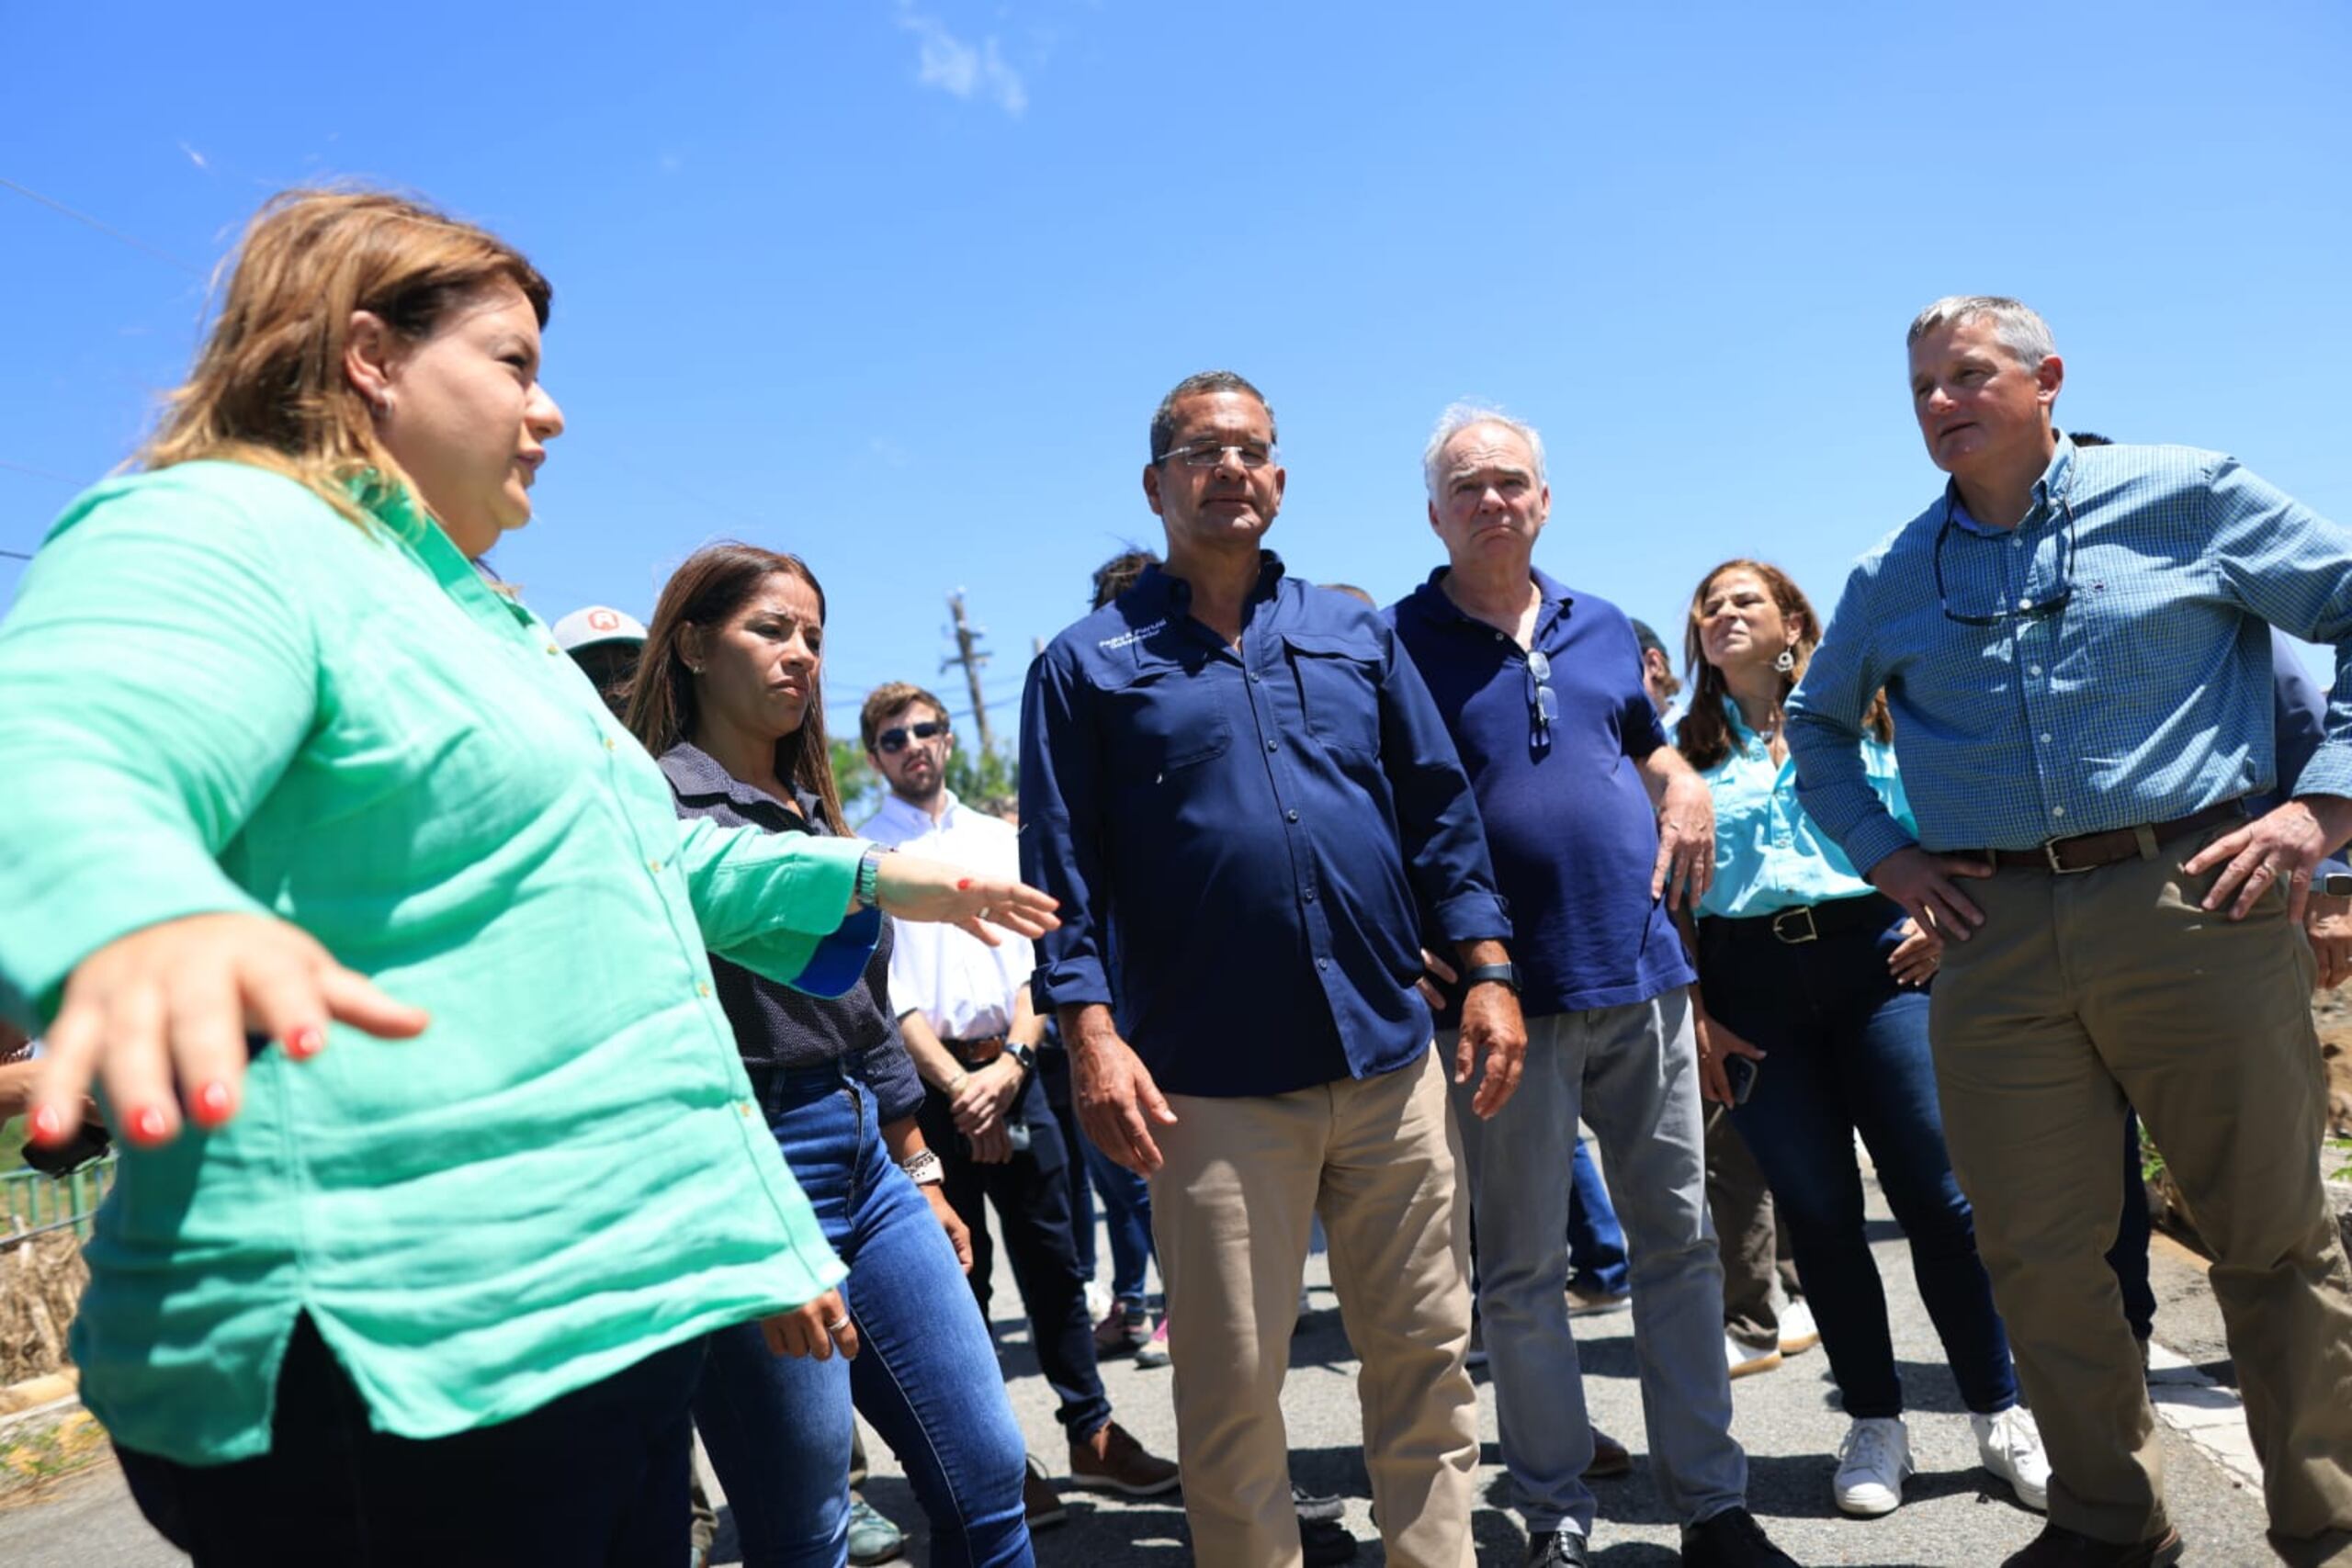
[[1281, 631, 1383, 758], [1097, 655, 1235, 783]]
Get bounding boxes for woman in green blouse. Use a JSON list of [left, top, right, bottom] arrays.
[[0, 188, 1052, 1567]]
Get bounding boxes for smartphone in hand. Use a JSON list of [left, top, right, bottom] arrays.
[[1723, 1054, 1761, 1107]]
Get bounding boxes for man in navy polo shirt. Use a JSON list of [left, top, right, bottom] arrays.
[[1388, 404, 1797, 1568], [1021, 370, 1526, 1568]]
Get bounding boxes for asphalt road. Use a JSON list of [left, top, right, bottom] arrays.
[[0, 1179, 2278, 1567]]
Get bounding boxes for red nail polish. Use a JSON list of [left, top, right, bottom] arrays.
[[195, 1082, 232, 1124], [131, 1107, 170, 1144], [28, 1105, 62, 1146], [284, 1025, 324, 1059], [957, 878, 974, 892]]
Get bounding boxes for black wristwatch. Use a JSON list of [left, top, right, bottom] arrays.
[[1460, 962, 1521, 995], [1005, 1042, 1038, 1077]]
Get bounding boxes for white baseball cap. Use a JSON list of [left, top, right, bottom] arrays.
[[552, 605, 649, 653]]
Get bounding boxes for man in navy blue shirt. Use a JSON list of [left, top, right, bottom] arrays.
[[1020, 370, 1525, 1568], [1388, 405, 1796, 1568]]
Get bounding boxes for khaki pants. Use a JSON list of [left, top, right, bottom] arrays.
[[1932, 823, 2352, 1563], [1707, 1110, 1802, 1348], [1150, 1047, 1477, 1568]]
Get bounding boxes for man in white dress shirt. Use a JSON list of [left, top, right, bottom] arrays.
[[858, 681, 1179, 1507]]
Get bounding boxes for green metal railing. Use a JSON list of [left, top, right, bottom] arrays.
[[0, 1156, 118, 1247]]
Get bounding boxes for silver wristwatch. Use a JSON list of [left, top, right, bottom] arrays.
[[899, 1148, 944, 1187]]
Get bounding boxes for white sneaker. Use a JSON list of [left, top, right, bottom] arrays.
[[1971, 1405, 2051, 1512], [1832, 1416, 1913, 1517], [1777, 1299, 1821, 1355], [1083, 1280, 1114, 1323], [1725, 1333, 1782, 1379]]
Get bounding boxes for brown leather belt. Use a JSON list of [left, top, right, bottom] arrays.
[[1977, 799, 2245, 875], [943, 1033, 1008, 1066]]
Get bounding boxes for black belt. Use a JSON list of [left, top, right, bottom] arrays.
[[1702, 893, 1901, 947], [1976, 799, 2245, 875]]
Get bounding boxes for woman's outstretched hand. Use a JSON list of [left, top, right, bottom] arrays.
[[871, 852, 1059, 946], [29, 912, 429, 1150]]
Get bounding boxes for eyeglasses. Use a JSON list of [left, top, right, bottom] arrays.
[[1152, 441, 1279, 470], [1526, 649, 1559, 750], [876, 720, 949, 754], [1934, 491, 2076, 626]]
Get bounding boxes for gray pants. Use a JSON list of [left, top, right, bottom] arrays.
[[1443, 990, 1747, 1537]]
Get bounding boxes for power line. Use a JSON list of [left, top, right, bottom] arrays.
[[0, 457, 83, 486], [0, 175, 205, 278]]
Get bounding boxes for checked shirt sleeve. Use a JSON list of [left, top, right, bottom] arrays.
[[1788, 560, 1916, 876]]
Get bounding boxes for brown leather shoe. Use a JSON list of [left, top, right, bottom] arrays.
[[1068, 1419, 1182, 1496], [1023, 1454, 1068, 1529], [2000, 1523, 2184, 1566], [1585, 1427, 1634, 1479]]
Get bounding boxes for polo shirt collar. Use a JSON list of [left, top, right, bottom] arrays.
[[1126, 551, 1288, 617], [1407, 564, 1577, 637], [658, 740, 821, 823]]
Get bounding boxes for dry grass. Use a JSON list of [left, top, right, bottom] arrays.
[[0, 1233, 86, 1387]]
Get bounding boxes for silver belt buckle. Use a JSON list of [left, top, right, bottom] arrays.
[[2041, 837, 2096, 874], [1770, 906, 1818, 943]]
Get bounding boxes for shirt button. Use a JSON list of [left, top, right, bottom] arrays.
[[2028, 664, 2043, 676], [1493, 632, 1505, 641], [1304, 890, 1317, 903], [738, 1100, 754, 1118], [696, 982, 713, 998], [1267, 739, 1279, 751], [2039, 733, 2052, 744], [605, 737, 617, 750], [1286, 809, 1300, 822], [546, 642, 561, 655], [648, 859, 662, 874], [2052, 806, 2066, 818], [2011, 537, 2023, 549], [1317, 958, 1329, 971], [2018, 598, 2033, 610]]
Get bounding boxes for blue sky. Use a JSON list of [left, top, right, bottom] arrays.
[[6, 1, 2349, 746]]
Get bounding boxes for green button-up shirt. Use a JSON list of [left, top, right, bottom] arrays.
[[0, 460, 859, 1464]]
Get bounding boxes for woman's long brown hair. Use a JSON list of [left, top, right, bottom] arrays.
[[138, 188, 549, 529], [625, 543, 847, 831], [1674, 558, 1891, 772]]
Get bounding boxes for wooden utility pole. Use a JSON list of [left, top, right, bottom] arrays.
[[943, 591, 995, 755]]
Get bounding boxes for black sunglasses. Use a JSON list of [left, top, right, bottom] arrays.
[[1933, 490, 2077, 627], [876, 720, 950, 754]]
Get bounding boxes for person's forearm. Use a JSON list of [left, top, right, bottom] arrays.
[[1057, 1001, 1118, 1054], [1453, 938, 1510, 970], [896, 1009, 967, 1093], [878, 1115, 933, 1162], [1009, 987, 1045, 1050], [1637, 743, 1697, 809]]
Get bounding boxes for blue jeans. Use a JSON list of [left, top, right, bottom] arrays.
[[1567, 1137, 1631, 1296], [693, 1060, 1032, 1568], [1703, 896, 2019, 1420], [1082, 1135, 1157, 1306]]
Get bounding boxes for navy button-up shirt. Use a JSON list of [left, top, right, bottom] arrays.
[[1019, 555, 1511, 1099], [1389, 569, 1694, 1019]]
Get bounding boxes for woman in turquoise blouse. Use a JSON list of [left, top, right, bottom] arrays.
[[0, 189, 1052, 1567], [1676, 559, 2045, 1526]]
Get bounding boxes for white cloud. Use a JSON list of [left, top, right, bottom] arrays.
[[896, 6, 1027, 117], [177, 141, 209, 171]]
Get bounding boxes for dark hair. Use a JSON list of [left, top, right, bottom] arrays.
[[1674, 558, 1891, 772], [626, 543, 846, 831], [2068, 430, 2113, 446], [859, 682, 951, 753], [1148, 370, 1276, 465], [1091, 547, 1160, 610]]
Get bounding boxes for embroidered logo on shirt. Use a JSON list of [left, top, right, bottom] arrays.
[[1099, 619, 1168, 649]]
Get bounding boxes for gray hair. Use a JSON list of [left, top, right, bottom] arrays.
[[1423, 401, 1547, 501], [1906, 295, 2057, 368], [1148, 370, 1276, 465]]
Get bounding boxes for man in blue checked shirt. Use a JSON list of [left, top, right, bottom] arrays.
[[1787, 296, 2352, 1568], [1020, 369, 1526, 1568]]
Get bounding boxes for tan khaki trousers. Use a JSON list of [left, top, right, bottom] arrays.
[[1932, 823, 2352, 1563], [1150, 1047, 1477, 1568]]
